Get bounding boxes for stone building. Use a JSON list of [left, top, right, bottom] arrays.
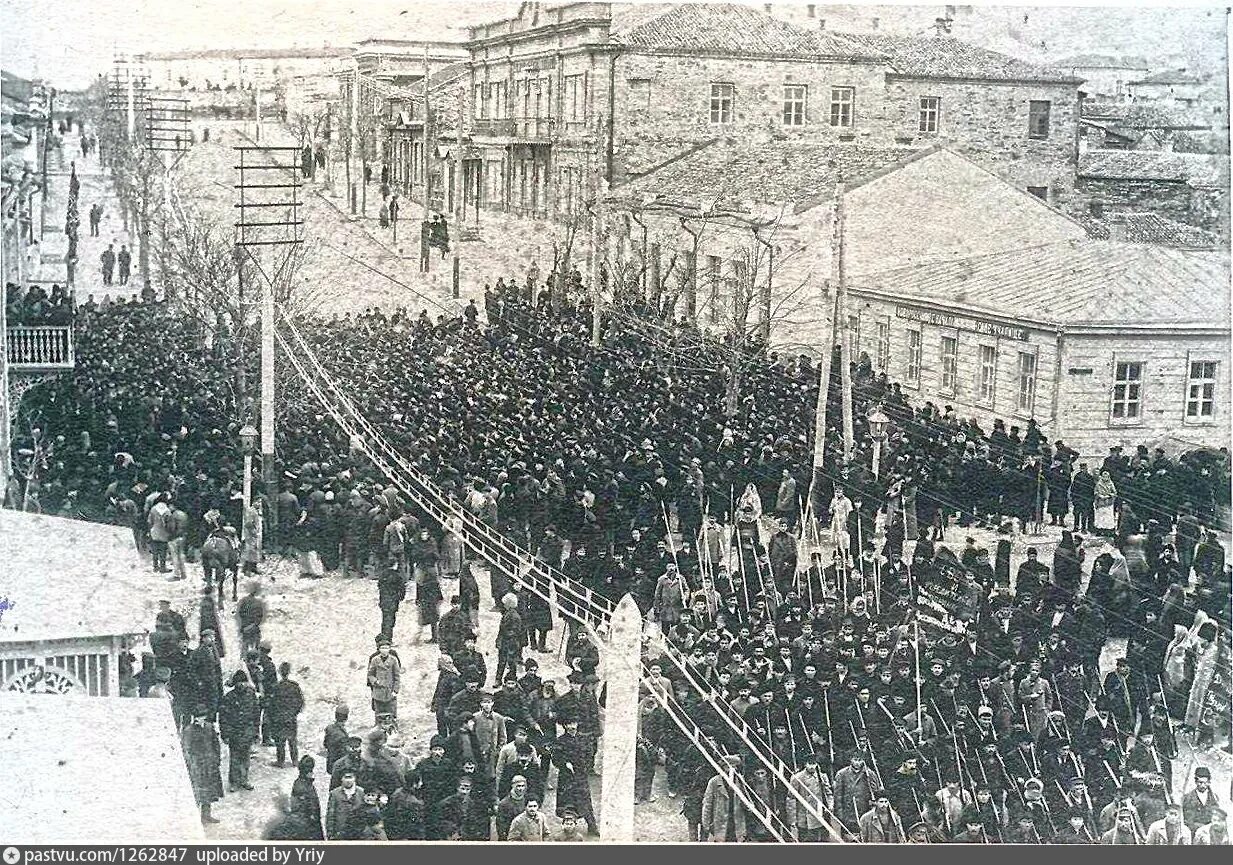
[[1128, 68, 1206, 107], [1054, 53, 1149, 101], [1079, 101, 1215, 154], [1075, 149, 1230, 241], [610, 143, 1087, 348], [461, 1, 1082, 221], [844, 240, 1231, 459], [139, 46, 352, 93]]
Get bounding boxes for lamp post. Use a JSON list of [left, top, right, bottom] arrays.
[[868, 406, 889, 480], [239, 423, 257, 541]]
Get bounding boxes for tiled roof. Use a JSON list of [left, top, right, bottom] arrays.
[[1078, 212, 1221, 248], [849, 240, 1230, 329], [1132, 69, 1203, 85], [1081, 101, 1209, 130], [1078, 149, 1229, 186], [615, 3, 877, 59], [834, 32, 1078, 83], [620, 139, 921, 209]]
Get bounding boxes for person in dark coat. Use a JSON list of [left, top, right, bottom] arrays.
[[290, 755, 324, 840], [552, 718, 599, 835], [438, 595, 471, 658], [322, 704, 351, 772], [219, 669, 260, 791], [385, 775, 427, 840], [518, 583, 553, 653], [495, 592, 527, 686], [199, 589, 225, 659], [268, 661, 305, 766], [181, 704, 224, 824], [263, 792, 320, 841], [191, 630, 224, 722]]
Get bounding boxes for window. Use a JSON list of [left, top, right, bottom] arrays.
[[977, 344, 997, 406], [1186, 360, 1217, 420], [710, 83, 734, 124], [830, 87, 854, 128], [567, 73, 586, 121], [1111, 361, 1143, 421], [906, 329, 922, 384], [628, 78, 651, 112], [493, 80, 508, 119], [919, 96, 940, 133], [782, 84, 807, 126], [1027, 186, 1048, 201], [876, 320, 890, 371], [808, 4, 816, 16], [1017, 351, 1037, 414], [940, 336, 958, 393], [848, 315, 860, 355], [474, 84, 485, 119], [1028, 100, 1051, 139], [1089, 200, 1104, 218]]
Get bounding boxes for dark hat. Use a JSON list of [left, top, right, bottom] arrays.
[[961, 806, 984, 826], [560, 808, 579, 820], [1068, 806, 1087, 820], [346, 736, 363, 747], [1195, 767, 1212, 780], [429, 734, 447, 749]]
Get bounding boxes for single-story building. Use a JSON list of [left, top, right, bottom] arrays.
[[0, 693, 205, 842], [845, 239, 1231, 458], [0, 509, 167, 695]]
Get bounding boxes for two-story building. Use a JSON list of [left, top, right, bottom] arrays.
[[1128, 68, 1206, 107], [1054, 53, 1149, 101], [140, 46, 353, 93], [461, 2, 1082, 222]]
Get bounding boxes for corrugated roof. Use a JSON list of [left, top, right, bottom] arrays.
[[849, 239, 1230, 328], [614, 3, 877, 59], [835, 32, 1078, 83], [1079, 212, 1222, 248], [1079, 149, 1229, 186], [621, 138, 921, 209]]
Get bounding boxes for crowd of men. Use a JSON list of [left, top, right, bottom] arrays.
[[7, 267, 1231, 843], [5, 281, 74, 325]]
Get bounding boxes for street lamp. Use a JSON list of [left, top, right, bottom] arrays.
[[238, 423, 258, 541], [867, 406, 889, 480]]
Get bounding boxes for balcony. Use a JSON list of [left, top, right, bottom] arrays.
[[471, 117, 556, 142], [6, 326, 75, 370]]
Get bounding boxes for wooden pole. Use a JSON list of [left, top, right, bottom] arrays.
[[599, 594, 642, 842], [835, 182, 854, 463]]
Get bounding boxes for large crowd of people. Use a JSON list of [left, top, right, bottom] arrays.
[[7, 268, 1231, 843]]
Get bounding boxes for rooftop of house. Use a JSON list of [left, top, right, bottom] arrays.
[[1081, 101, 1211, 131], [834, 31, 1080, 83], [1053, 53, 1150, 70], [1078, 212, 1222, 249], [849, 239, 1230, 330], [1131, 68, 1205, 86], [1078, 148, 1229, 186], [620, 138, 923, 210], [612, 2, 877, 60]]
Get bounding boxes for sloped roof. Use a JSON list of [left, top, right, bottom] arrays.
[[849, 240, 1230, 329], [1081, 101, 1210, 131], [1055, 53, 1149, 70], [1078, 212, 1221, 248], [1132, 69, 1203, 85], [1079, 149, 1229, 186], [614, 3, 875, 59], [834, 32, 1079, 83], [620, 139, 921, 209]]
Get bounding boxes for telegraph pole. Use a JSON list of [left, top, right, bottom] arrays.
[[419, 47, 432, 273], [588, 117, 605, 347]]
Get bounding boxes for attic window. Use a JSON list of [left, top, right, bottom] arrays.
[[1089, 200, 1105, 218]]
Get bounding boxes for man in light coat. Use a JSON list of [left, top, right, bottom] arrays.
[[787, 752, 834, 841], [472, 692, 509, 779], [700, 757, 747, 842], [1147, 803, 1193, 844]]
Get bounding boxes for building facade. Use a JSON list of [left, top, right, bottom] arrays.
[[139, 47, 352, 93], [460, 2, 1082, 222], [845, 240, 1231, 458]]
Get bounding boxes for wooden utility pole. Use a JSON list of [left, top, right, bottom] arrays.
[[835, 182, 854, 463], [419, 48, 432, 272], [588, 117, 605, 346], [598, 595, 642, 842]]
